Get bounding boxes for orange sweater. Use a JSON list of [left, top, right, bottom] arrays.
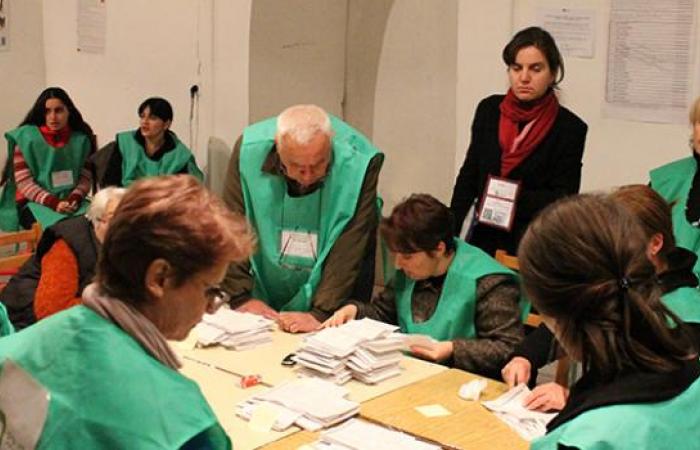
[[34, 239, 81, 320]]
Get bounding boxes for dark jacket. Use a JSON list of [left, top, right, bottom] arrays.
[[450, 94, 588, 256], [0, 216, 98, 330]]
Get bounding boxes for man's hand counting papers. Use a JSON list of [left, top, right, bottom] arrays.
[[236, 378, 360, 431], [295, 318, 404, 384], [308, 418, 441, 450], [481, 384, 557, 441], [194, 308, 275, 350]]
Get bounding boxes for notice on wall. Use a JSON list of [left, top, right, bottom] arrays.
[[0, 0, 9, 51], [536, 7, 596, 59], [77, 0, 106, 54], [604, 0, 695, 123]]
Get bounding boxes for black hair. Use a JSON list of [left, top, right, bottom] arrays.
[[20, 87, 95, 141], [502, 26, 564, 86], [138, 97, 173, 122]]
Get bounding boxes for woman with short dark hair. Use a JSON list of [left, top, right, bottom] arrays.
[[520, 194, 700, 449], [0, 87, 95, 230], [451, 26, 587, 256], [94, 97, 203, 188], [0, 175, 255, 448]]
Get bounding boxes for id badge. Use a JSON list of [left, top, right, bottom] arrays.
[[51, 170, 74, 188], [280, 230, 318, 260], [477, 176, 520, 231]]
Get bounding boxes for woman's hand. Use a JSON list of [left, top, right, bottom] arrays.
[[522, 382, 569, 412], [56, 200, 77, 214], [501, 356, 532, 388], [410, 340, 454, 362], [320, 305, 358, 329]]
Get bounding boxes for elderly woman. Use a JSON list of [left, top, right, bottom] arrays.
[[0, 175, 254, 448], [93, 97, 203, 188], [0, 187, 126, 330], [450, 27, 587, 256]]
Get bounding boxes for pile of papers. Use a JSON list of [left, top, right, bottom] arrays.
[[308, 418, 441, 450], [194, 308, 275, 350], [295, 319, 405, 384], [236, 378, 360, 431], [481, 384, 557, 441]]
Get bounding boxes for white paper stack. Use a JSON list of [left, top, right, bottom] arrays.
[[295, 319, 404, 384], [481, 384, 557, 441], [309, 418, 441, 450], [194, 308, 275, 350], [236, 378, 360, 431]]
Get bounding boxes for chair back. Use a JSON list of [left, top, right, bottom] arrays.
[[0, 223, 42, 274]]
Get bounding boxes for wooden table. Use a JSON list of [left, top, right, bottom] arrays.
[[175, 328, 446, 450], [260, 369, 528, 450]]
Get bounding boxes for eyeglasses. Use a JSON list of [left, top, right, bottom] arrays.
[[204, 286, 230, 313]]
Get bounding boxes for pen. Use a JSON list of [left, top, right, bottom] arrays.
[[182, 355, 273, 387]]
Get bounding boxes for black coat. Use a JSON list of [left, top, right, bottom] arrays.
[[450, 94, 587, 256]]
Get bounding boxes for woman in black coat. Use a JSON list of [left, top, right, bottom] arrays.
[[451, 27, 587, 256]]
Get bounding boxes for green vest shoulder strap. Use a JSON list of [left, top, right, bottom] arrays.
[[0, 306, 229, 449], [650, 157, 695, 201], [116, 130, 203, 186], [0, 302, 14, 336], [239, 115, 381, 311], [396, 239, 514, 341], [662, 286, 700, 324], [531, 376, 700, 450]]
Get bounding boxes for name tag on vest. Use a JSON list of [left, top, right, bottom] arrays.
[[51, 170, 74, 188], [0, 359, 50, 450], [280, 230, 318, 260]]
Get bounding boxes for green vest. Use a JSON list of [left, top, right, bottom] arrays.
[[0, 302, 14, 336], [663, 286, 700, 324], [239, 116, 382, 311], [0, 125, 91, 230], [531, 375, 700, 450], [650, 157, 700, 276], [0, 306, 231, 449], [116, 130, 203, 186], [395, 239, 515, 341]]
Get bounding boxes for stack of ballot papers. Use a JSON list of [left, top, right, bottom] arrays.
[[308, 418, 441, 450], [295, 318, 406, 384], [236, 378, 360, 431], [194, 309, 275, 350], [481, 384, 557, 441]]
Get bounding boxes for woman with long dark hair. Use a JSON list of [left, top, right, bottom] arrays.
[[520, 194, 699, 449], [0, 87, 95, 230]]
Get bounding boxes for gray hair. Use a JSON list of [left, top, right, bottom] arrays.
[[276, 104, 333, 146], [87, 187, 127, 224]]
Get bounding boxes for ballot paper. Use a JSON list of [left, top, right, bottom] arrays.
[[481, 384, 557, 441], [236, 378, 360, 431], [295, 319, 403, 384], [194, 308, 275, 350], [309, 418, 441, 450]]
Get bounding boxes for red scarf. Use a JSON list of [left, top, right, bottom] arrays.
[[39, 125, 72, 148], [498, 89, 559, 177]]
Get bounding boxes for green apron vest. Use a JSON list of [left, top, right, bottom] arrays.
[[0, 302, 14, 336], [650, 157, 700, 276], [117, 130, 203, 186], [0, 125, 90, 230], [395, 239, 516, 341], [662, 286, 700, 324], [0, 306, 231, 449], [531, 375, 700, 450], [239, 116, 382, 311]]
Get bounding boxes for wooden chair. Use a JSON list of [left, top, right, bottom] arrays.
[[494, 248, 571, 387], [0, 223, 42, 285]]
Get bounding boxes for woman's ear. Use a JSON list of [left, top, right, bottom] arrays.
[[144, 258, 170, 300], [164, 119, 172, 130]]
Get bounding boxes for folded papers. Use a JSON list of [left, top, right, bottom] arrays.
[[194, 309, 275, 350], [481, 384, 557, 441], [236, 378, 360, 431]]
